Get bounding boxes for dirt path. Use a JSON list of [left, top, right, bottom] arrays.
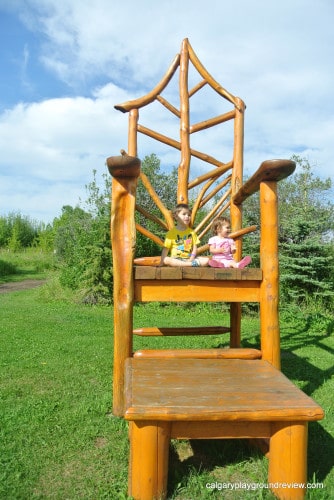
[[0, 279, 46, 294]]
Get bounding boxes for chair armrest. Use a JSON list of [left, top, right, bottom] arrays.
[[106, 151, 141, 178], [233, 159, 296, 205]]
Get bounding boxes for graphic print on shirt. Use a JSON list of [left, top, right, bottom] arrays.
[[175, 233, 193, 257]]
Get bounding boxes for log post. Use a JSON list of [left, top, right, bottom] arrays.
[[269, 422, 308, 499], [178, 38, 190, 204], [129, 421, 171, 500], [260, 181, 280, 368], [107, 153, 141, 415], [229, 97, 245, 347]]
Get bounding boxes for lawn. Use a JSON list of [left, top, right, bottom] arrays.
[[1, 286, 333, 499]]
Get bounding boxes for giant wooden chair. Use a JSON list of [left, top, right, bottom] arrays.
[[107, 39, 324, 499]]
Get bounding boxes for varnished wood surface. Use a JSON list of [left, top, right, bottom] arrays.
[[133, 348, 262, 359], [134, 279, 261, 302], [233, 159, 296, 205], [134, 266, 262, 280], [133, 267, 262, 305], [125, 358, 324, 421], [133, 326, 231, 336]]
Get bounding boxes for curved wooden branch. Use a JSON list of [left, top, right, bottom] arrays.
[[190, 110, 236, 134], [186, 39, 243, 110], [191, 177, 217, 226], [135, 224, 165, 247], [139, 172, 174, 228], [189, 79, 207, 97], [156, 95, 180, 118], [191, 175, 231, 227], [114, 54, 180, 113], [188, 162, 232, 189], [138, 124, 226, 168], [136, 204, 169, 231], [230, 225, 257, 239], [199, 175, 232, 207], [198, 200, 231, 239], [195, 188, 231, 234], [197, 225, 257, 255], [233, 159, 296, 205]]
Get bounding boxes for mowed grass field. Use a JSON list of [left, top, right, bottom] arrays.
[[1, 284, 333, 499]]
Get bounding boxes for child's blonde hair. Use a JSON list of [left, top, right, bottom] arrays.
[[212, 217, 230, 235]]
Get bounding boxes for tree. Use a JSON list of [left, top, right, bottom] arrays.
[[53, 203, 112, 303], [278, 156, 334, 304], [0, 213, 40, 249], [52, 157, 180, 302], [243, 156, 334, 306], [135, 154, 178, 256], [34, 223, 55, 252]]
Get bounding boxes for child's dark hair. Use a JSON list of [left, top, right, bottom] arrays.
[[172, 203, 192, 217], [212, 216, 230, 235]]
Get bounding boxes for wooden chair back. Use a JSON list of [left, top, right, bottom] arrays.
[[111, 38, 254, 258], [107, 39, 296, 416]]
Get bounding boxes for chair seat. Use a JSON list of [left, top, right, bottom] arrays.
[[134, 266, 262, 280], [124, 358, 324, 422], [134, 267, 263, 302]]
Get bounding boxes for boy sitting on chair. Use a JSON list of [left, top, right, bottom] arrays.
[[160, 204, 209, 267]]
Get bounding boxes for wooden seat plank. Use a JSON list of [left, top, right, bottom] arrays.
[[134, 266, 262, 280], [134, 279, 261, 302], [125, 358, 324, 422]]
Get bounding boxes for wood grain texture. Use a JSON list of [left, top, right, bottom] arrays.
[[124, 358, 324, 422]]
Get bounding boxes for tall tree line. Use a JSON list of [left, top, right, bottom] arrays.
[[1, 155, 333, 307]]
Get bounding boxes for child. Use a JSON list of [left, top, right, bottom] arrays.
[[160, 203, 209, 267], [208, 217, 251, 269]]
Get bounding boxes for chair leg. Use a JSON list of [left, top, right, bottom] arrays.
[[129, 420, 171, 500], [268, 422, 308, 499], [230, 303, 241, 347]]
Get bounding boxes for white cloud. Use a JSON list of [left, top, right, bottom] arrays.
[[0, 0, 333, 222]]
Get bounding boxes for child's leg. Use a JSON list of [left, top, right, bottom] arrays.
[[208, 259, 225, 268], [197, 256, 210, 266], [163, 257, 188, 267], [237, 256, 252, 269]]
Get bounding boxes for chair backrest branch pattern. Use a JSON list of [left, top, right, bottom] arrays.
[[113, 38, 248, 249]]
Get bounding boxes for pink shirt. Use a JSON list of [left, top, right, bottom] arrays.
[[208, 236, 236, 261]]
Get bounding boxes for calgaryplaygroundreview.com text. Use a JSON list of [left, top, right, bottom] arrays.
[[205, 481, 324, 492]]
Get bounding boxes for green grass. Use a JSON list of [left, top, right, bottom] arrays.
[[0, 287, 333, 499], [0, 249, 55, 283]]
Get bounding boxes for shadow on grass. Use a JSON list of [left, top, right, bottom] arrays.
[[166, 319, 334, 495], [280, 350, 334, 484], [168, 438, 262, 497]]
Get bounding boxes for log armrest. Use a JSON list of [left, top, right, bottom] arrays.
[[106, 151, 141, 178], [233, 159, 296, 205]]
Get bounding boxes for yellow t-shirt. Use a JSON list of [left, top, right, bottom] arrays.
[[164, 227, 200, 259]]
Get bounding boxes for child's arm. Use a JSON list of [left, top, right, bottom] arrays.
[[190, 245, 197, 261], [210, 239, 228, 255], [159, 246, 169, 266], [209, 243, 222, 255]]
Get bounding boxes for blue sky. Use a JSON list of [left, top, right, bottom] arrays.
[[0, 0, 333, 223]]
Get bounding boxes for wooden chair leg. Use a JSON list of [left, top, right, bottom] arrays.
[[129, 420, 171, 500], [230, 303, 241, 347], [268, 422, 308, 499]]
